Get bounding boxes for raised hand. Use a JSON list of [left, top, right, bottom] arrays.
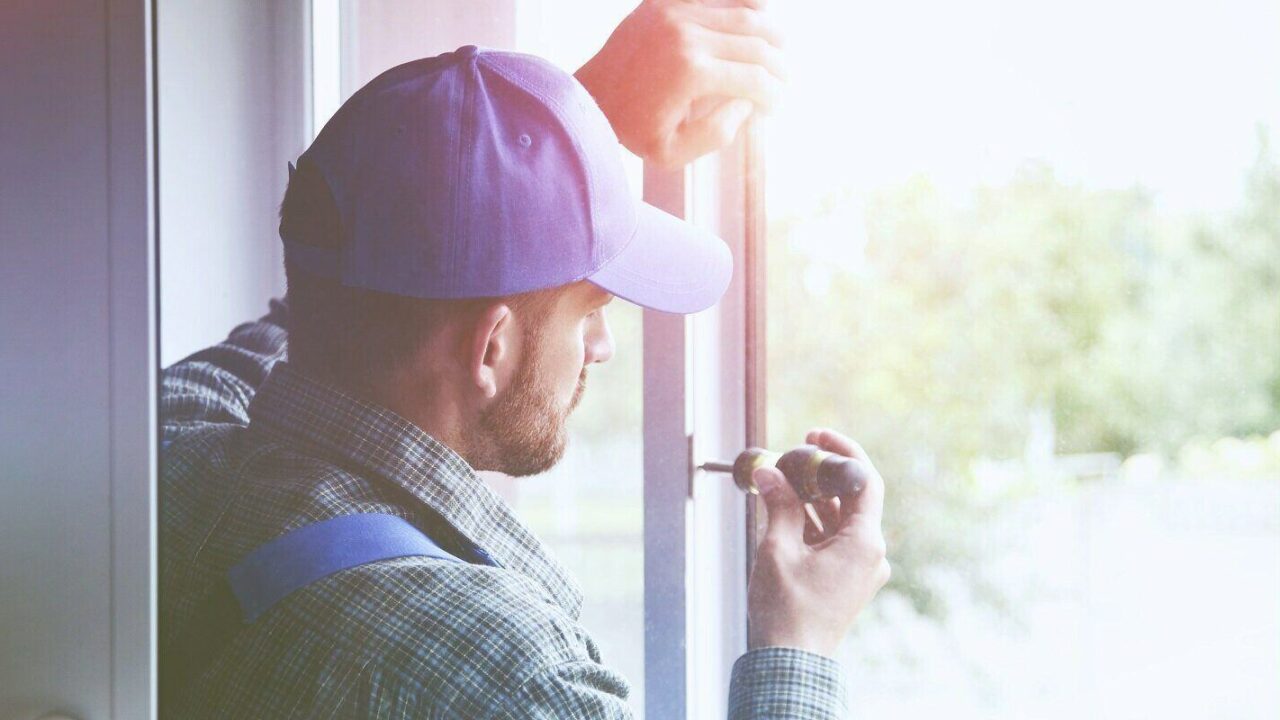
[[575, 0, 786, 168]]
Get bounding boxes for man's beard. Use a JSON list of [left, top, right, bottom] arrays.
[[475, 341, 587, 477]]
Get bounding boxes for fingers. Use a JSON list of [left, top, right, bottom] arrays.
[[803, 497, 841, 544], [689, 5, 784, 48], [664, 97, 753, 167], [695, 59, 782, 114], [755, 466, 807, 544], [804, 428, 884, 522], [788, 428, 891, 594], [688, 0, 770, 11], [708, 32, 787, 81], [817, 496, 842, 529], [686, 3, 785, 111], [805, 428, 869, 462], [837, 461, 883, 527]]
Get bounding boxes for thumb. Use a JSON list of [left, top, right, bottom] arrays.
[[756, 466, 806, 542], [664, 97, 754, 167]]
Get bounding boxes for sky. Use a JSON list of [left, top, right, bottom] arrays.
[[762, 0, 1280, 217]]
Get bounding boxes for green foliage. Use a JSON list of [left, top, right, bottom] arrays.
[[558, 132, 1280, 623], [766, 132, 1280, 619]]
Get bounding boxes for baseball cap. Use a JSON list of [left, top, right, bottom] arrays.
[[281, 45, 732, 315]]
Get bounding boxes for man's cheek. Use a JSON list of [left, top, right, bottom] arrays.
[[568, 368, 589, 412]]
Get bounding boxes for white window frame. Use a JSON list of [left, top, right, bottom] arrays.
[[642, 131, 760, 719], [111, 0, 159, 716]]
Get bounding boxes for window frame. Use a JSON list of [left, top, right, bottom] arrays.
[[642, 128, 761, 719]]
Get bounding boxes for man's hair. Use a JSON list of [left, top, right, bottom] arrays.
[[279, 160, 555, 390]]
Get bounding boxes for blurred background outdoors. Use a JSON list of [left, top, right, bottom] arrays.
[[762, 0, 1280, 718], [497, 0, 1280, 718]]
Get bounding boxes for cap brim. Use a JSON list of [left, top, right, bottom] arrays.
[[587, 202, 733, 315]]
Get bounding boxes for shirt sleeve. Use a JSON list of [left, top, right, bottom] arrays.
[[496, 648, 846, 720], [160, 298, 289, 443], [728, 647, 849, 720]]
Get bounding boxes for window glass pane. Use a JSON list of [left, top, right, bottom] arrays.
[[764, 2, 1280, 717], [330, 3, 646, 714]]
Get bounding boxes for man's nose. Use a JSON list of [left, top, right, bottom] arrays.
[[585, 316, 614, 365]]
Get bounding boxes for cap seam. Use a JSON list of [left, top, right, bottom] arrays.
[[449, 57, 477, 296], [479, 55, 607, 266]]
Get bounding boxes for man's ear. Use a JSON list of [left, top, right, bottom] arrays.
[[468, 303, 514, 399]]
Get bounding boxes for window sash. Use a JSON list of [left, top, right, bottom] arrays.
[[642, 129, 760, 718]]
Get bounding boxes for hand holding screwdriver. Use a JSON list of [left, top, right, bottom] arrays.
[[744, 429, 891, 658]]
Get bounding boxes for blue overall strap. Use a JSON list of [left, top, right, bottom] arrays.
[[161, 512, 495, 708], [227, 513, 472, 623]]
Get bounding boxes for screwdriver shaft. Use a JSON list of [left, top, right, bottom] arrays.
[[699, 461, 735, 474]]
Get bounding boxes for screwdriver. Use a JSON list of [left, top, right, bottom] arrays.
[[701, 445, 868, 534]]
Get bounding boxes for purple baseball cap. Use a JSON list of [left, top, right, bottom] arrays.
[[282, 45, 731, 315]]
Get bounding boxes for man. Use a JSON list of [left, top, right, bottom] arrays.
[[160, 3, 889, 718]]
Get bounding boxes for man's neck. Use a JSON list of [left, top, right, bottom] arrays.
[[362, 376, 478, 469], [293, 360, 476, 467]]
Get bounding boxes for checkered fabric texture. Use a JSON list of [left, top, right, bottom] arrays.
[[159, 300, 849, 718]]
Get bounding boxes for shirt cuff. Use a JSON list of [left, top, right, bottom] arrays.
[[728, 647, 849, 720]]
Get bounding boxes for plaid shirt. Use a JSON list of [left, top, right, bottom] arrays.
[[159, 300, 849, 718]]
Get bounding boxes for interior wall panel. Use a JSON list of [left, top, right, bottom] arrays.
[[1, 1, 154, 717], [158, 0, 309, 365]]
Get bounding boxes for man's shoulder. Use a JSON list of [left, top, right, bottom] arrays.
[[212, 555, 599, 716], [160, 425, 341, 549], [300, 555, 593, 674], [162, 423, 611, 714], [163, 419, 370, 507]]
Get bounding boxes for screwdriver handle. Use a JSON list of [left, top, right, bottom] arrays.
[[718, 445, 867, 503]]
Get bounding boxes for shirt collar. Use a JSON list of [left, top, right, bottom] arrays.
[[246, 362, 583, 619]]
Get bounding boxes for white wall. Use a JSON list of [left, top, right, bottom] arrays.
[[157, 0, 522, 367], [0, 1, 155, 717], [339, 0, 516, 98], [158, 0, 309, 365]]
